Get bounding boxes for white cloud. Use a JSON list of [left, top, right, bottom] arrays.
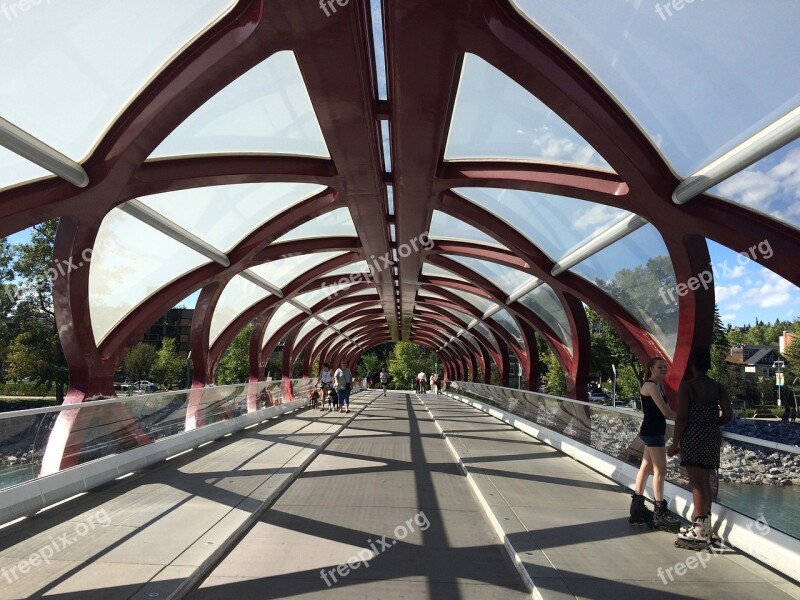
[[760, 294, 792, 308], [717, 170, 778, 210], [720, 313, 737, 322], [715, 285, 742, 302]]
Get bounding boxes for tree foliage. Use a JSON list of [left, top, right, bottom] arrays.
[[388, 342, 436, 389], [150, 338, 185, 389], [217, 325, 252, 385], [356, 352, 382, 378], [123, 342, 157, 382]]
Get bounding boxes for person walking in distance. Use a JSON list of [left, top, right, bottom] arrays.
[[630, 357, 681, 531], [320, 362, 334, 411], [668, 347, 732, 547], [429, 372, 439, 394], [334, 360, 353, 413], [379, 367, 389, 396], [416, 371, 427, 394]]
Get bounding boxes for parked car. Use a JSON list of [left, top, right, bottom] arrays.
[[133, 380, 158, 393], [589, 391, 611, 405]]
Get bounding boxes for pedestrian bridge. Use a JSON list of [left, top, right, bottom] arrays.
[[1, 383, 798, 599]]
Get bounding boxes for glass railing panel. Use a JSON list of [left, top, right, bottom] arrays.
[[0, 378, 319, 492], [448, 381, 800, 539]]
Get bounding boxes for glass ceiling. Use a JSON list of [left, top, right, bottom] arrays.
[[445, 255, 531, 296], [710, 138, 800, 232], [137, 183, 326, 253], [428, 210, 509, 249], [471, 320, 499, 352], [323, 260, 373, 279], [445, 53, 612, 171], [294, 285, 349, 310], [296, 317, 325, 344], [209, 275, 271, 346], [510, 0, 800, 176], [313, 327, 340, 354], [89, 208, 210, 344], [151, 51, 330, 159], [453, 187, 633, 262], [273, 207, 357, 243], [570, 224, 678, 358], [0, 0, 236, 191], [518, 284, 572, 352], [249, 252, 345, 290], [262, 302, 304, 348], [421, 263, 468, 282], [490, 307, 524, 348]]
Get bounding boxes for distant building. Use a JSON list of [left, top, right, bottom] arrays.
[[779, 331, 796, 355], [142, 308, 193, 358], [725, 344, 785, 379]]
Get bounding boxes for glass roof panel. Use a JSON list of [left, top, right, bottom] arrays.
[[490, 307, 524, 347], [151, 50, 330, 159], [262, 302, 303, 347], [0, 149, 51, 192], [710, 139, 800, 232], [249, 251, 345, 290], [294, 285, 349, 310], [453, 187, 632, 262], [296, 317, 324, 344], [1, 0, 237, 185], [209, 275, 271, 346], [272, 208, 357, 243], [418, 289, 449, 301], [445, 255, 531, 296], [421, 263, 468, 282], [137, 183, 326, 253], [323, 260, 372, 279], [510, 0, 800, 176], [570, 224, 678, 358], [428, 210, 509, 248], [455, 290, 496, 315], [471, 320, 499, 352], [435, 306, 473, 326], [89, 208, 210, 344], [518, 284, 572, 352], [317, 307, 347, 322], [445, 53, 612, 171], [338, 288, 377, 300], [313, 327, 340, 354]]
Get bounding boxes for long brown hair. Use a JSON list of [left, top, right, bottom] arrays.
[[644, 356, 666, 380]]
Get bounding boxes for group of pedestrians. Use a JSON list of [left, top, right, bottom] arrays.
[[415, 371, 442, 394], [316, 361, 353, 413], [631, 346, 732, 549]]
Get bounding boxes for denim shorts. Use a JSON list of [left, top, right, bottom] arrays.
[[640, 434, 665, 447]]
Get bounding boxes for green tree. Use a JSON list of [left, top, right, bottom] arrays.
[[0, 237, 16, 375], [541, 347, 566, 396], [388, 342, 435, 389], [217, 325, 252, 385], [123, 342, 157, 382], [150, 338, 185, 389], [357, 352, 382, 379], [585, 307, 642, 395], [9, 221, 68, 400]]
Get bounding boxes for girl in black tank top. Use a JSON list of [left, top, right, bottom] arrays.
[[630, 357, 680, 531]]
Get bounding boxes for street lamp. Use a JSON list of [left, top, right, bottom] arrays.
[[773, 361, 785, 407], [793, 378, 799, 413], [612, 364, 617, 409]]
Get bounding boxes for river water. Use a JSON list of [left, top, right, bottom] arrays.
[[718, 481, 800, 538]]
